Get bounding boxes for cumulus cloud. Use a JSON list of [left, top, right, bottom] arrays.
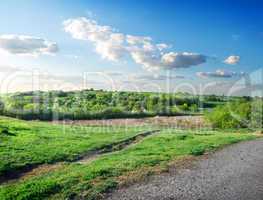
[[126, 35, 152, 46], [161, 52, 206, 69], [63, 17, 207, 70], [63, 18, 126, 61], [0, 35, 58, 56], [134, 74, 185, 81], [197, 69, 246, 78], [224, 55, 240, 65]]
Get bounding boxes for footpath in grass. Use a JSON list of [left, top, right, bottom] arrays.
[[0, 117, 151, 178], [0, 129, 258, 200]]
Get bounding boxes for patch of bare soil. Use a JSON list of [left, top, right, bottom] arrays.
[[54, 115, 210, 129]]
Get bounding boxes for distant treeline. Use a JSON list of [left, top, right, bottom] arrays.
[[0, 89, 257, 121]]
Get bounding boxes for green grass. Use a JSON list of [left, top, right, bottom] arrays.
[[0, 117, 151, 176], [0, 126, 258, 200]]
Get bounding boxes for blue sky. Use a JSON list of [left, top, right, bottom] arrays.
[[0, 0, 262, 95]]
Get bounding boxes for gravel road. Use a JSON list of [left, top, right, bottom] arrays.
[[106, 138, 263, 200]]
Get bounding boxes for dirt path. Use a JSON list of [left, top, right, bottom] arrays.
[[76, 129, 160, 164], [105, 138, 263, 200], [0, 130, 160, 185]]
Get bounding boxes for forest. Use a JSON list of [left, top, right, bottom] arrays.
[[0, 89, 244, 121]]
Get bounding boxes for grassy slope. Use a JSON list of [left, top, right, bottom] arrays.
[[0, 117, 150, 176], [0, 129, 258, 200]]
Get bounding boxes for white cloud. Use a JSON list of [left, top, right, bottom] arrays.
[[134, 74, 185, 81], [157, 43, 169, 51], [126, 35, 152, 46], [0, 35, 58, 56], [129, 50, 162, 71], [161, 52, 206, 69], [63, 17, 112, 41], [95, 33, 126, 61], [63, 17, 207, 70], [197, 69, 246, 78], [63, 17, 126, 61], [129, 51, 206, 71], [224, 55, 240, 65]]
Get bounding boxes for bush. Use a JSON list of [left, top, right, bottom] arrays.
[[205, 100, 263, 129], [190, 145, 206, 156]]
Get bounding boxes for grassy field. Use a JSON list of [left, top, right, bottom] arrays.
[[0, 117, 258, 200], [0, 117, 151, 177]]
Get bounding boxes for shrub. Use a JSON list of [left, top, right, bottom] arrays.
[[190, 146, 206, 156], [205, 100, 262, 129]]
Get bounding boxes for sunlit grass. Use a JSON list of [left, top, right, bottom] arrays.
[[0, 127, 258, 200], [0, 117, 151, 176]]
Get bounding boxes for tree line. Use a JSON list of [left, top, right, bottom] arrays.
[[0, 89, 229, 121]]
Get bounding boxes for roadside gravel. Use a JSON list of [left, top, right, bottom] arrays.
[[106, 138, 263, 200]]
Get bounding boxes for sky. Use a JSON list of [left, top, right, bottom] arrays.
[[0, 0, 262, 96]]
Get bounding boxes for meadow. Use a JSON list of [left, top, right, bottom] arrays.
[[0, 116, 259, 200], [0, 91, 261, 199], [0, 117, 151, 178]]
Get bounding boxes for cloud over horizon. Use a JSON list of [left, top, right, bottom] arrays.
[[63, 17, 207, 71], [224, 55, 240, 65], [132, 74, 186, 81], [0, 35, 58, 56], [197, 69, 246, 78]]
